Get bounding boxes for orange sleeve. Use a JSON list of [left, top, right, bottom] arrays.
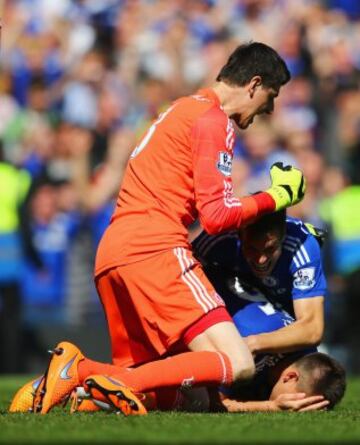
[[192, 107, 275, 234]]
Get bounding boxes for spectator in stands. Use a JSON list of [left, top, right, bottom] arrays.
[[0, 141, 41, 373], [20, 181, 81, 327]]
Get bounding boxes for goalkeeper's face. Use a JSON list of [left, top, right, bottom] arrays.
[[241, 229, 283, 278], [230, 83, 279, 130]]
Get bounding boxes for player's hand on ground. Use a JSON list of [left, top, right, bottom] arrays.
[[272, 393, 330, 412], [221, 397, 245, 412], [266, 162, 306, 211]]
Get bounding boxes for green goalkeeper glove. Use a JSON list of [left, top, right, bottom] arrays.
[[266, 162, 306, 211]]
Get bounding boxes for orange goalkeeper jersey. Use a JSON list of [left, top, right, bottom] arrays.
[[95, 88, 266, 275]]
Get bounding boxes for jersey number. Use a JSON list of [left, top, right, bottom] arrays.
[[130, 105, 175, 159]]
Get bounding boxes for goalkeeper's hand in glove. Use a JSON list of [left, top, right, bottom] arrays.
[[266, 162, 306, 211]]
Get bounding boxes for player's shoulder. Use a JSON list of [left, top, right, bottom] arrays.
[[283, 217, 321, 265], [285, 217, 310, 236], [177, 89, 227, 124]]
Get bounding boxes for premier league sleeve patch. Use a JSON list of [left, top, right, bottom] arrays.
[[293, 267, 316, 290], [217, 151, 232, 177]]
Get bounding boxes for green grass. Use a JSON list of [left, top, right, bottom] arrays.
[[0, 376, 359, 444]]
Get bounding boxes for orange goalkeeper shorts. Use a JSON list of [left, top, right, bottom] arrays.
[[95, 247, 230, 368]]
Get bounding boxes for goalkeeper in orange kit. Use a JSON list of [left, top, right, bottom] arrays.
[[11, 42, 306, 416]]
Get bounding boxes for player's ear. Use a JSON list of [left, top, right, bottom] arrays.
[[283, 370, 299, 383], [249, 76, 262, 98]]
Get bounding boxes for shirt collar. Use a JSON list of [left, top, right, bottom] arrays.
[[195, 87, 221, 106]]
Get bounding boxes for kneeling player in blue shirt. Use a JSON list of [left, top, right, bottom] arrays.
[[192, 209, 326, 355]]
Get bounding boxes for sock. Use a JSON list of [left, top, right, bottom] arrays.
[[78, 358, 122, 385], [110, 350, 233, 393]]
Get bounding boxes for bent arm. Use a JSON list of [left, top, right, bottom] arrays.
[[246, 297, 324, 354], [192, 111, 275, 235], [221, 393, 328, 412], [222, 398, 274, 412]]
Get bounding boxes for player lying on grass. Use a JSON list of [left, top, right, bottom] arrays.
[[171, 299, 346, 413]]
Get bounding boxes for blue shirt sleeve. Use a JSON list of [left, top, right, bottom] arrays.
[[289, 234, 327, 300]]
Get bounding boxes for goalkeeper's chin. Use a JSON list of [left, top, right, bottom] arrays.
[[230, 113, 254, 130]]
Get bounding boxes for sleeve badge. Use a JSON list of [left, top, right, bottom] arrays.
[[293, 267, 316, 290]]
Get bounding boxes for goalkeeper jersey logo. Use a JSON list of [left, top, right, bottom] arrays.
[[217, 151, 232, 177]]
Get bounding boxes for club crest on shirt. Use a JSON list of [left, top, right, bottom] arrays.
[[293, 267, 315, 290], [217, 151, 232, 176]]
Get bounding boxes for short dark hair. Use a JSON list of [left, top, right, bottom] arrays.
[[216, 42, 291, 90], [242, 209, 287, 240], [296, 352, 347, 410]]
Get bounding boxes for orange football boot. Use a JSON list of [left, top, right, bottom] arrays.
[[71, 398, 101, 413], [33, 341, 84, 414], [69, 387, 104, 413], [84, 375, 147, 416], [9, 376, 44, 413]]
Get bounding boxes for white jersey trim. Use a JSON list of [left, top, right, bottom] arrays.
[[284, 235, 311, 268], [174, 247, 217, 313], [216, 351, 228, 385], [223, 180, 241, 208]]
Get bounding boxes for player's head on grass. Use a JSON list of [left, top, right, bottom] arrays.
[[295, 352, 347, 410], [239, 209, 286, 278], [214, 42, 290, 129], [270, 352, 347, 410]]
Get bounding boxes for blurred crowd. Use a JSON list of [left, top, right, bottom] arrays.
[[1, 0, 360, 373]]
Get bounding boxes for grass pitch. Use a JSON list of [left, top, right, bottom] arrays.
[[0, 376, 359, 444]]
